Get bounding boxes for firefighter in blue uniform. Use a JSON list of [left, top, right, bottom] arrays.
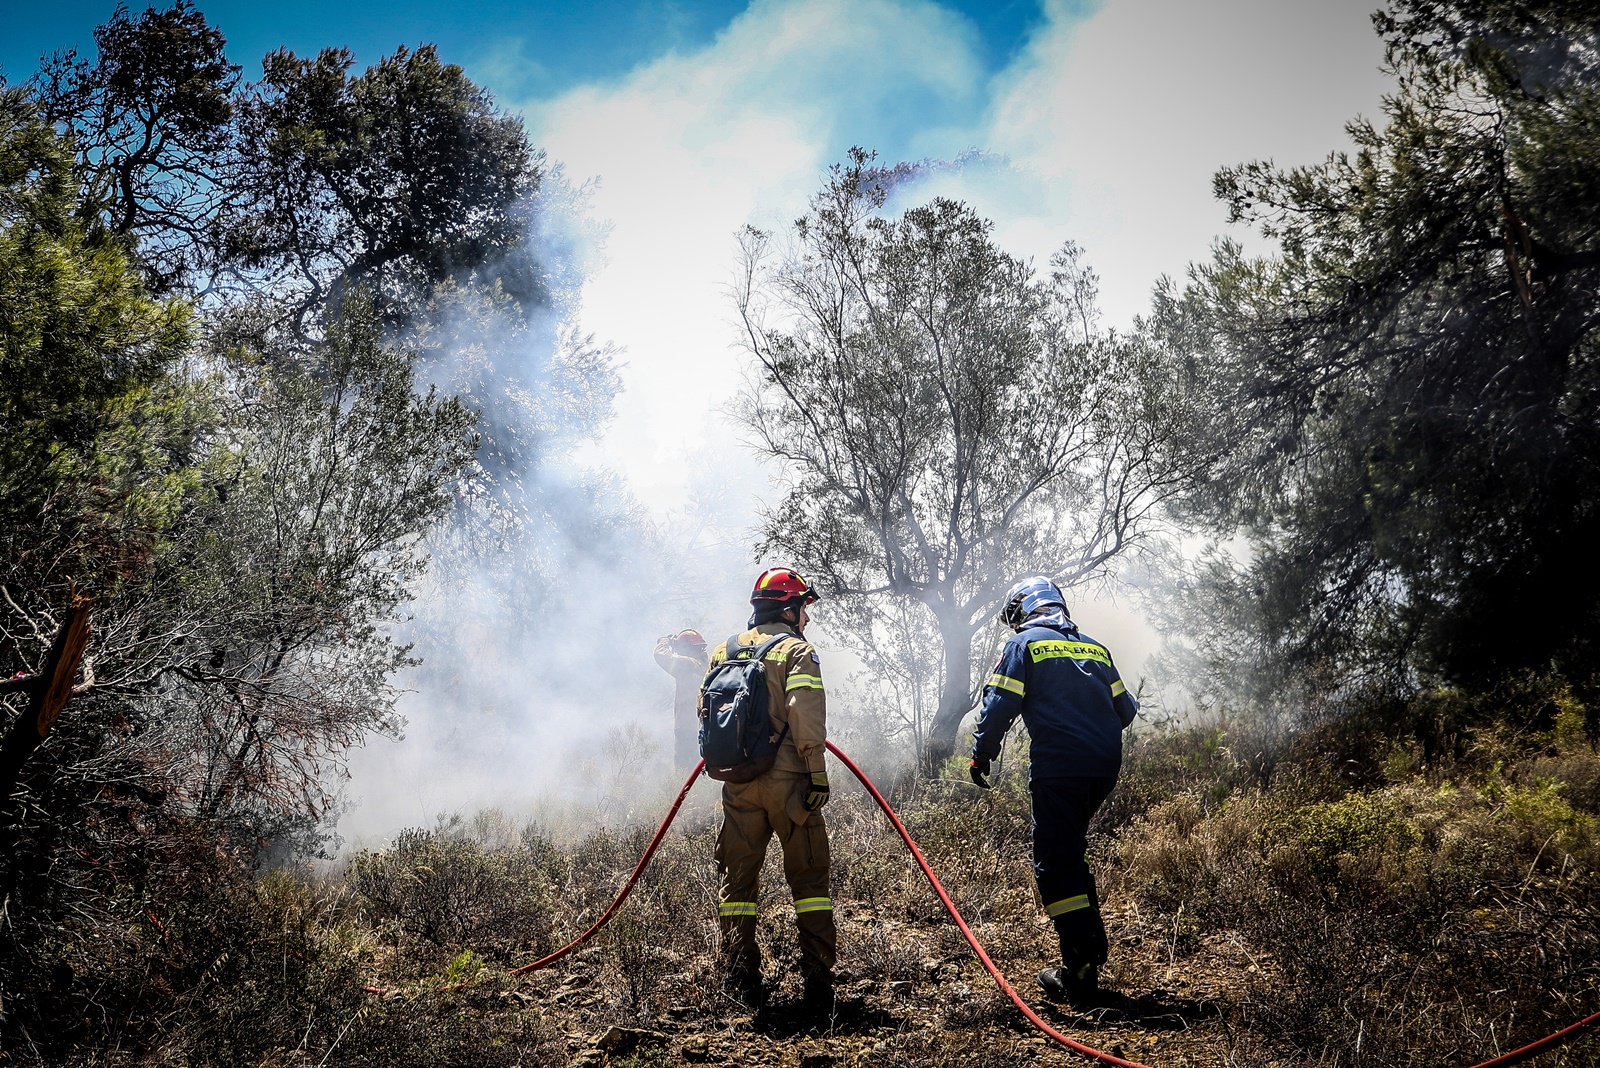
[[968, 576, 1138, 1006]]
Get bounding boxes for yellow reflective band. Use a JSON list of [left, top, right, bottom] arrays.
[[785, 674, 824, 692], [1028, 640, 1112, 667], [987, 673, 1025, 697], [718, 901, 759, 917], [1110, 679, 1127, 697], [1045, 894, 1091, 917], [794, 897, 833, 914]]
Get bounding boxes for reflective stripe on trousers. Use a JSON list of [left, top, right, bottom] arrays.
[[1045, 894, 1091, 917], [714, 772, 836, 974]]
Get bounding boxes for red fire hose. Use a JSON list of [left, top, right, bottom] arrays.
[[507, 758, 707, 976], [822, 743, 1153, 1067], [492, 745, 1596, 1067], [1468, 1008, 1600, 1068]]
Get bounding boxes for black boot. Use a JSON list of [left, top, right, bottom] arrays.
[[1041, 913, 1109, 1007], [722, 957, 764, 1006], [800, 967, 835, 1016], [1037, 961, 1103, 1007]]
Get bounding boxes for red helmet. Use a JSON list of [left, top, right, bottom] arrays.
[[675, 629, 707, 649], [750, 567, 820, 607]]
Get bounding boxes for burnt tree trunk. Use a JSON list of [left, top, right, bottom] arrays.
[[0, 597, 92, 811]]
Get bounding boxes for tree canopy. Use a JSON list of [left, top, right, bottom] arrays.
[[0, 85, 196, 591], [3, 72, 482, 847], [1157, 0, 1600, 696], [2, 3, 628, 901], [738, 152, 1197, 762], [34, 7, 545, 338], [33, 0, 239, 293], [222, 43, 541, 329]]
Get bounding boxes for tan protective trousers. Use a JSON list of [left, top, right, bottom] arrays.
[[714, 771, 836, 978]]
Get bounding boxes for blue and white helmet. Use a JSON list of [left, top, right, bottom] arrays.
[[999, 575, 1070, 631]]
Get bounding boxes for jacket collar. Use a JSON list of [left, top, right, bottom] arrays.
[[1023, 609, 1076, 635], [750, 621, 800, 638]]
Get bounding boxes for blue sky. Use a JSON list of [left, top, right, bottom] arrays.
[[0, 0, 1080, 179], [4, 0, 1055, 112]]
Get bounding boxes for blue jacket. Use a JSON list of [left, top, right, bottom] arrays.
[[970, 624, 1137, 780]]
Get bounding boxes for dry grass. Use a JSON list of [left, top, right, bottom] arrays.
[[7, 691, 1599, 1066]]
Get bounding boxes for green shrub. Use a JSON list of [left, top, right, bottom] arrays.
[[1110, 701, 1600, 1064], [348, 827, 557, 965], [1262, 791, 1422, 896], [1495, 778, 1597, 857]]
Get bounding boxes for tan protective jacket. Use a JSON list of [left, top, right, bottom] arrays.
[[653, 637, 707, 731], [704, 622, 826, 775]]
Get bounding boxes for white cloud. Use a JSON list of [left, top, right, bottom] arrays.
[[980, 0, 1391, 323], [521, 0, 985, 514]]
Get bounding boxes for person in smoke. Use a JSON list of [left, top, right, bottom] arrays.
[[704, 567, 835, 1008], [967, 575, 1138, 1007], [653, 629, 708, 771]]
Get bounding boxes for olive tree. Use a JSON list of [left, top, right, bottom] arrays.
[[735, 152, 1198, 766]]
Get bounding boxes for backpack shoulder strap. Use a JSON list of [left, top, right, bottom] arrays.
[[752, 633, 793, 661], [752, 633, 800, 737], [702, 635, 742, 689]]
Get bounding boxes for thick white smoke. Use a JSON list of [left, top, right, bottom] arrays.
[[329, 150, 1182, 850], [335, 173, 765, 847], [336, 0, 1398, 839]]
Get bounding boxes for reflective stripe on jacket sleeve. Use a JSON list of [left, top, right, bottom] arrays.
[[971, 635, 1027, 761], [782, 641, 827, 772]]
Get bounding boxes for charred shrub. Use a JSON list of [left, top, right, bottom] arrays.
[[349, 827, 558, 965], [327, 988, 560, 1068], [172, 868, 372, 1066], [599, 889, 681, 1019]]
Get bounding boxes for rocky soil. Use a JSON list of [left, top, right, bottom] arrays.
[[371, 893, 1289, 1068]]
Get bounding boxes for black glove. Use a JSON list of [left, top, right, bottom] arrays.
[[969, 757, 992, 790], [804, 771, 830, 810]]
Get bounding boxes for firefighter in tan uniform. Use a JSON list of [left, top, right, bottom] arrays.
[[705, 567, 834, 1008], [653, 629, 708, 771]]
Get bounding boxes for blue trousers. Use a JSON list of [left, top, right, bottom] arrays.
[[1031, 776, 1116, 971]]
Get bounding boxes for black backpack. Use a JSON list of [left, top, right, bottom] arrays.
[[698, 633, 792, 783]]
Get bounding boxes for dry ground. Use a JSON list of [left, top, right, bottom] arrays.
[[365, 895, 1281, 1068], [355, 786, 1318, 1068]]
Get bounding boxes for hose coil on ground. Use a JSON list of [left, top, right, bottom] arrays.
[[493, 746, 1596, 1068]]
